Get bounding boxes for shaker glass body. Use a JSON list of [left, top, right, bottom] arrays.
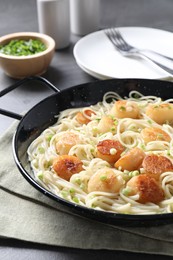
[[37, 0, 70, 49], [70, 0, 100, 36]]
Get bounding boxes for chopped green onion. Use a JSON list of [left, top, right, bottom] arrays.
[[147, 120, 153, 124], [44, 161, 51, 168], [47, 134, 53, 142], [100, 175, 107, 181], [129, 170, 139, 177], [69, 188, 75, 194], [90, 148, 95, 153], [109, 115, 116, 120], [120, 106, 126, 111], [133, 93, 141, 99], [113, 119, 118, 125], [61, 190, 68, 199], [140, 144, 146, 150], [75, 178, 81, 185], [37, 171, 43, 180], [73, 197, 79, 203], [122, 187, 132, 196], [0, 39, 46, 56], [38, 147, 45, 154], [80, 183, 86, 190], [167, 150, 171, 156], [111, 127, 116, 132]]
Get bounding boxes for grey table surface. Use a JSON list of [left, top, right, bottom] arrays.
[[1, 0, 173, 259]]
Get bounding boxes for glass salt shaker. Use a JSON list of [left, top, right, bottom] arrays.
[[70, 0, 100, 36], [37, 0, 70, 49]]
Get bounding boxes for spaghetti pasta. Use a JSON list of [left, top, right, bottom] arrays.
[[27, 91, 173, 215]]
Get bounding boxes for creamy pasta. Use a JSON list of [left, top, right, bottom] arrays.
[[27, 91, 173, 215]]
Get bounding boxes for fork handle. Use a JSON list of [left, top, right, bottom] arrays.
[[142, 49, 173, 63], [132, 52, 173, 75]]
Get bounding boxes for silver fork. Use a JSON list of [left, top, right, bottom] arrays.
[[104, 28, 173, 75]]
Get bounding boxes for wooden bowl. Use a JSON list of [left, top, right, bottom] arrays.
[[0, 32, 55, 79]]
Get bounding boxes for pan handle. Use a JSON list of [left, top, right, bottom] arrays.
[[0, 76, 60, 120]]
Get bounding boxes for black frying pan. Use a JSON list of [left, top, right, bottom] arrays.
[[2, 76, 173, 226]]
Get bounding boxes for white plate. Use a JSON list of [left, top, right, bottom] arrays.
[[74, 27, 173, 79], [76, 60, 111, 80]]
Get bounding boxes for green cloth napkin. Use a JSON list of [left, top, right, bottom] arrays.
[[1, 121, 173, 256]]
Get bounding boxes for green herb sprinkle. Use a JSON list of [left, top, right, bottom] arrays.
[[0, 39, 46, 56]]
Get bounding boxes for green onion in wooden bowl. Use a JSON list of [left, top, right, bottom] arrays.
[[0, 39, 47, 56], [0, 32, 55, 79]]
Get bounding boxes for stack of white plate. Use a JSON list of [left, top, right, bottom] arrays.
[[73, 27, 173, 80]]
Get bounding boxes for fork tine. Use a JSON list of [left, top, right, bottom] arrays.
[[104, 28, 115, 43], [104, 28, 133, 52], [112, 29, 125, 48], [111, 29, 129, 50], [104, 28, 121, 50]]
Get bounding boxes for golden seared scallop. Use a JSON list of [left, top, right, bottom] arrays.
[[142, 154, 173, 180], [110, 100, 139, 119], [76, 109, 96, 124], [56, 132, 80, 155], [145, 103, 173, 125], [88, 168, 124, 193], [97, 115, 118, 134], [115, 147, 145, 171], [125, 174, 164, 204], [96, 139, 125, 164], [141, 127, 171, 143], [53, 155, 83, 181]]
